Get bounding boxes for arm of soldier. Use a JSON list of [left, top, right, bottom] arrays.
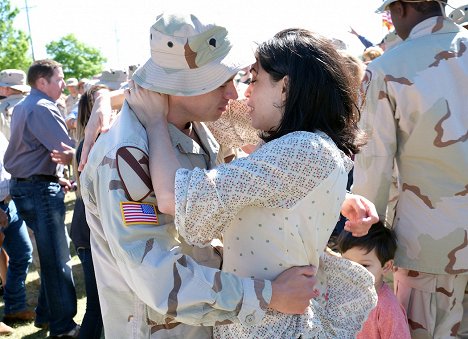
[[77, 89, 124, 171], [352, 69, 397, 219], [80, 156, 317, 327]]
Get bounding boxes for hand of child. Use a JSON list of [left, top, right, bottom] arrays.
[[341, 193, 379, 237]]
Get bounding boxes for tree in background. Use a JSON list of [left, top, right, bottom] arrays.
[[46, 34, 107, 80], [0, 0, 32, 71]]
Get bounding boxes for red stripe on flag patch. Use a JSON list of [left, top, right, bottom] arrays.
[[120, 202, 159, 226]]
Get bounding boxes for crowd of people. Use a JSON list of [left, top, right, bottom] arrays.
[[0, 0, 466, 338]]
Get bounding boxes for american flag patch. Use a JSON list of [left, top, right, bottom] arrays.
[[120, 202, 159, 226]]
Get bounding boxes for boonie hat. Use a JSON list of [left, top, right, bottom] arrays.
[[0, 69, 30, 93], [376, 0, 446, 13], [133, 12, 255, 96], [449, 4, 468, 25], [66, 78, 78, 87], [376, 0, 399, 13], [96, 69, 128, 90]]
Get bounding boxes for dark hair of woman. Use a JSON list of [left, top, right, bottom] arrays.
[[256, 28, 366, 156], [76, 84, 109, 142]]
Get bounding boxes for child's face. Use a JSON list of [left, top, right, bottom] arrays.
[[342, 247, 386, 290]]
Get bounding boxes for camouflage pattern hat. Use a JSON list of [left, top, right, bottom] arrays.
[[96, 69, 128, 90], [133, 12, 255, 96], [0, 69, 30, 93], [449, 4, 468, 26], [376, 0, 446, 13], [65, 78, 78, 87]]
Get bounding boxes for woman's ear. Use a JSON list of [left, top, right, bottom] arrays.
[[281, 76, 289, 103], [382, 259, 394, 274]]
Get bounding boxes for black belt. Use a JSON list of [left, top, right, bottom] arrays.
[[14, 175, 59, 183]]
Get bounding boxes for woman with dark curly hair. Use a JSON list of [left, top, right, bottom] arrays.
[[128, 28, 377, 338]]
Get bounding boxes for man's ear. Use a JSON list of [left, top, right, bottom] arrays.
[[383, 259, 394, 273], [392, 1, 406, 18], [35, 77, 47, 91]]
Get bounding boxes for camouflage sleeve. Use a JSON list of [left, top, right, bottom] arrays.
[[353, 68, 397, 218], [80, 146, 272, 327]]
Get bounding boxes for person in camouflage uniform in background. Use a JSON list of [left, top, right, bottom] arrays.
[[353, 0, 468, 337], [0, 70, 30, 141]]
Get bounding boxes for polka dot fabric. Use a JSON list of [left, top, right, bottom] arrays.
[[205, 99, 260, 149], [213, 253, 377, 338], [174, 131, 376, 337], [175, 131, 352, 247]]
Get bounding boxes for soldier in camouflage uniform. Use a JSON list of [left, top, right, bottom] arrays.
[[353, 0, 468, 337], [0, 70, 30, 140], [79, 13, 321, 339]]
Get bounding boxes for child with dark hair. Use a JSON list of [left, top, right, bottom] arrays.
[[338, 221, 410, 339]]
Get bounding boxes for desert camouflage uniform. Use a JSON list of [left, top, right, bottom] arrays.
[[65, 93, 80, 116], [0, 93, 27, 140], [353, 17, 468, 338], [80, 102, 271, 339]]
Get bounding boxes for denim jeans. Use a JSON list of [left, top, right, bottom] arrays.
[[0, 200, 33, 314], [9, 179, 77, 336], [77, 248, 103, 339]]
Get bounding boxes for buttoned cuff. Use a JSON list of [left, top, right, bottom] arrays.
[[237, 278, 272, 326]]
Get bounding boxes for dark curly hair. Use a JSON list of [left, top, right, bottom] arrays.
[[337, 221, 397, 266], [255, 28, 366, 156]]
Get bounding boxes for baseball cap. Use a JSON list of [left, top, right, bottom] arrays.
[[132, 12, 255, 96], [0, 69, 31, 93]]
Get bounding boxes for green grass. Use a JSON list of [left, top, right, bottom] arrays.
[[0, 194, 87, 338]]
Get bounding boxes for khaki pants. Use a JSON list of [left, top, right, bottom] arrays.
[[394, 268, 468, 339]]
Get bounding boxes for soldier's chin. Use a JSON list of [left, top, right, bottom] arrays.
[[205, 110, 224, 122]]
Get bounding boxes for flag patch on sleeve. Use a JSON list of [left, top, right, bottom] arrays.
[[120, 202, 159, 226]]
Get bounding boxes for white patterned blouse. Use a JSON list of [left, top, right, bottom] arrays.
[[175, 131, 376, 338]]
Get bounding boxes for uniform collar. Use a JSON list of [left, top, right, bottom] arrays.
[[168, 122, 220, 167], [3, 93, 27, 101], [407, 16, 461, 41]]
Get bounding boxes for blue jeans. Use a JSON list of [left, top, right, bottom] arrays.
[[77, 248, 102, 339], [1, 200, 33, 314], [10, 179, 77, 336]]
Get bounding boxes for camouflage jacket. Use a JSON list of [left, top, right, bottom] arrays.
[[80, 102, 271, 338], [0, 94, 27, 141], [353, 17, 468, 275]]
